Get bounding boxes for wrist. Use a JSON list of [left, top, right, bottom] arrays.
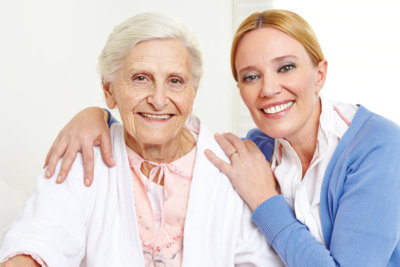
[[248, 191, 278, 211]]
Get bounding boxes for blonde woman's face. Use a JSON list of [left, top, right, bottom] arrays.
[[235, 27, 327, 141], [104, 39, 197, 149]]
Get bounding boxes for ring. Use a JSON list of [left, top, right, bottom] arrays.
[[229, 150, 238, 160]]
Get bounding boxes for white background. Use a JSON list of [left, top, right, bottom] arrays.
[[1, 0, 400, 236]]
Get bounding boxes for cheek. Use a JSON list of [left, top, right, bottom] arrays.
[[240, 87, 257, 109], [299, 71, 320, 95], [175, 91, 196, 114], [114, 88, 145, 111], [286, 74, 317, 101]]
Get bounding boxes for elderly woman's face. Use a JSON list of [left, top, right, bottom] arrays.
[[235, 27, 327, 141], [104, 39, 196, 147]]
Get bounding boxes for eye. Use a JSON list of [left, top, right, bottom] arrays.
[[169, 77, 182, 84], [132, 75, 148, 82], [278, 63, 296, 73], [167, 77, 185, 90], [242, 74, 260, 83], [131, 74, 152, 89]]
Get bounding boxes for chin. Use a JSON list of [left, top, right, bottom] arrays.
[[257, 123, 293, 140], [139, 136, 171, 145]]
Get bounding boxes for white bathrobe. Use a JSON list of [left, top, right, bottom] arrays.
[[0, 117, 282, 267]]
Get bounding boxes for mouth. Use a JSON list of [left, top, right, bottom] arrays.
[[262, 101, 294, 115], [139, 112, 173, 121]]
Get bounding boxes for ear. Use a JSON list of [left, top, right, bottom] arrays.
[[102, 80, 117, 109], [315, 60, 328, 94]]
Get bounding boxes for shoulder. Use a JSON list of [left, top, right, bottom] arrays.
[[323, 106, 400, 196], [349, 106, 400, 152], [44, 125, 125, 190], [194, 119, 246, 197], [196, 118, 230, 162], [326, 105, 400, 187], [246, 128, 275, 161]]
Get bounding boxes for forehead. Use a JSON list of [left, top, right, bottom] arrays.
[[123, 38, 191, 73], [235, 27, 309, 65]]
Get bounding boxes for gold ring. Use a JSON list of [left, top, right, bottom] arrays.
[[229, 150, 238, 160]]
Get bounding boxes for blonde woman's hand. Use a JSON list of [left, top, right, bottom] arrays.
[[205, 132, 278, 211], [43, 107, 114, 186]]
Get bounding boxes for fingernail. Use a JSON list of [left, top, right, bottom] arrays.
[[57, 173, 64, 182], [109, 157, 115, 165], [46, 169, 51, 178], [85, 178, 90, 186]]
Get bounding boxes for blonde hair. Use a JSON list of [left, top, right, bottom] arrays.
[[231, 9, 325, 81], [98, 13, 203, 86]]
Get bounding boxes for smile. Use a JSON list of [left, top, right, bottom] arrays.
[[140, 113, 172, 120], [262, 101, 294, 114]]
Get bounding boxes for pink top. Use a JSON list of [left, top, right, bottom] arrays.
[[127, 145, 196, 267]]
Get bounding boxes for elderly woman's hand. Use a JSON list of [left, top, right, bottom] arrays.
[[1, 255, 40, 266], [205, 133, 278, 211], [43, 107, 114, 186]]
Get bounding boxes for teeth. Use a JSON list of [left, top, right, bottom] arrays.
[[263, 101, 294, 114], [141, 113, 172, 120]]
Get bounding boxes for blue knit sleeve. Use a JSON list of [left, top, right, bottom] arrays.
[[245, 128, 275, 161], [104, 109, 119, 127], [252, 196, 336, 266]]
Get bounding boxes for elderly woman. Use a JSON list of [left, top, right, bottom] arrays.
[[41, 9, 400, 267], [0, 13, 282, 267]]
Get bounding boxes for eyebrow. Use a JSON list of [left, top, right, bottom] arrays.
[[127, 68, 189, 81], [272, 55, 298, 62], [237, 55, 298, 74]]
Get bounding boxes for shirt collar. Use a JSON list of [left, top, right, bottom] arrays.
[[273, 97, 355, 166]]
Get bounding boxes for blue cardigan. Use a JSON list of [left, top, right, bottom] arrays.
[[248, 105, 400, 266]]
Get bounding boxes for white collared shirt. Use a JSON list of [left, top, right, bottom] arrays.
[[271, 98, 358, 243]]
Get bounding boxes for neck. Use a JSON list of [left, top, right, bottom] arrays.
[[285, 98, 321, 178], [125, 128, 195, 183]]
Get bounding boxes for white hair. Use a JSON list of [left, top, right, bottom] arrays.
[[98, 13, 203, 86]]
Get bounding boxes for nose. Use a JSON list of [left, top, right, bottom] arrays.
[[147, 84, 168, 110], [260, 75, 281, 98]]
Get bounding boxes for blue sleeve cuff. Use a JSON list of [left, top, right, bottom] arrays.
[[251, 195, 298, 244], [104, 109, 119, 127]]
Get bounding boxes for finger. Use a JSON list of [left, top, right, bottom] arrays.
[[244, 140, 271, 165], [214, 133, 237, 157], [43, 146, 53, 169], [244, 139, 260, 152], [45, 141, 68, 178], [99, 132, 114, 167], [222, 132, 248, 152], [204, 149, 233, 177], [44, 134, 64, 169], [81, 144, 94, 186], [56, 149, 78, 184]]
